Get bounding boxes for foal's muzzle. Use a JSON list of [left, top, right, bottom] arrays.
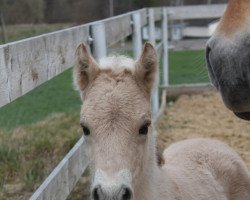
[[91, 169, 133, 200]]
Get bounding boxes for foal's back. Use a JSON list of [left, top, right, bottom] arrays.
[[162, 138, 250, 200]]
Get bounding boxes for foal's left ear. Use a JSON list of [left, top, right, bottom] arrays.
[[135, 42, 158, 95]]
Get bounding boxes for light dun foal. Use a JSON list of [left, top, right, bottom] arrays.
[[74, 43, 250, 200]]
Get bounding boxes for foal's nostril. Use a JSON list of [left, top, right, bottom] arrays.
[[92, 186, 101, 200], [122, 187, 132, 200]]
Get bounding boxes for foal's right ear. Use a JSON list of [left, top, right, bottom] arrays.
[[135, 42, 158, 96], [74, 43, 99, 94]]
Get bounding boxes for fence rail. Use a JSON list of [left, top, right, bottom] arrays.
[[30, 137, 88, 200], [0, 25, 90, 107], [0, 4, 226, 200]]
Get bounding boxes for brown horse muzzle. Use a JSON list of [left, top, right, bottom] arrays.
[[206, 36, 250, 120]]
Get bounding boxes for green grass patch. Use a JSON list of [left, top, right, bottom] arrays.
[[0, 113, 81, 199], [169, 50, 209, 84], [0, 68, 81, 130], [0, 23, 74, 45]]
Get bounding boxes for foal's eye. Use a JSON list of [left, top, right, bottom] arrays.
[[82, 125, 90, 136], [139, 123, 150, 135]]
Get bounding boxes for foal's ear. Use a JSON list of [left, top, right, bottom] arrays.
[[74, 43, 99, 94], [135, 42, 158, 95]]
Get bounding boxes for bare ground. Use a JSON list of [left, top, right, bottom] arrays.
[[157, 91, 250, 169]]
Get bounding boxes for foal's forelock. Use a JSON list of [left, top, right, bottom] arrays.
[[98, 56, 136, 72]]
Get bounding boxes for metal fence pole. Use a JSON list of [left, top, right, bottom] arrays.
[[132, 12, 142, 59], [162, 8, 169, 86], [91, 22, 107, 60], [148, 8, 159, 117], [148, 9, 156, 46]]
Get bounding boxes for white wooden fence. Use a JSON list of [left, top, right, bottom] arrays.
[[0, 4, 226, 200]]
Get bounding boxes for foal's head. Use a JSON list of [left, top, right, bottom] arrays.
[[74, 43, 158, 200], [206, 0, 250, 120]]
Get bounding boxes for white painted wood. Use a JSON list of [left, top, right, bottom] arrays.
[[91, 22, 107, 60], [29, 137, 89, 200], [0, 47, 9, 107], [132, 12, 143, 60], [162, 8, 169, 86], [103, 15, 132, 47], [154, 7, 162, 21], [161, 83, 215, 97], [142, 26, 162, 41], [169, 38, 206, 51], [183, 26, 209, 37], [167, 4, 226, 20], [0, 25, 89, 108], [139, 9, 148, 27]]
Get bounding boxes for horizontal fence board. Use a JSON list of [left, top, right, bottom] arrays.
[[29, 136, 89, 200], [103, 14, 132, 47], [161, 83, 215, 97], [167, 4, 226, 20], [0, 25, 89, 108], [139, 9, 148, 27]]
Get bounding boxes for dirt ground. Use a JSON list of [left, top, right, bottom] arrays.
[[157, 91, 250, 169], [69, 91, 250, 199]]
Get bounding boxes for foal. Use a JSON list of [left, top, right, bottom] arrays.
[[74, 43, 250, 200]]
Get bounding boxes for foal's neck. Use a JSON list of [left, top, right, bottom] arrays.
[[133, 132, 176, 200]]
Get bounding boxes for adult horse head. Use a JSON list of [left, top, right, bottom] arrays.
[[206, 0, 250, 120]]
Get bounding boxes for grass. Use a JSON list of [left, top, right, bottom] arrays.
[[0, 69, 81, 130], [168, 50, 209, 84], [0, 48, 209, 199], [0, 113, 82, 199], [0, 23, 74, 45]]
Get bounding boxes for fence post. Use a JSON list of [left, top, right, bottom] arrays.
[[91, 22, 107, 60], [162, 8, 169, 86], [132, 12, 142, 59], [148, 8, 159, 117]]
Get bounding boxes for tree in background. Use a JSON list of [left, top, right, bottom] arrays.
[[3, 0, 45, 24], [69, 0, 107, 23], [0, 0, 228, 25], [44, 0, 70, 23]]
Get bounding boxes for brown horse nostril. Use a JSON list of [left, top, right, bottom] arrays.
[[92, 186, 101, 200], [122, 187, 132, 200]]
